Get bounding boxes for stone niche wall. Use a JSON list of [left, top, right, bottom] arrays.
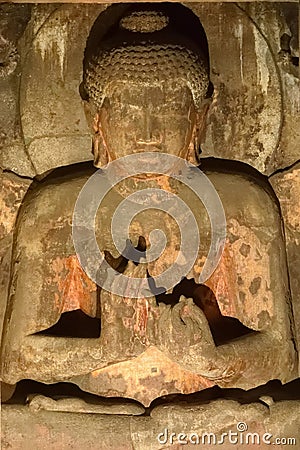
[[1, 2, 300, 449]]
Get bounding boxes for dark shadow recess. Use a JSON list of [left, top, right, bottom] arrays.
[[35, 310, 101, 338]]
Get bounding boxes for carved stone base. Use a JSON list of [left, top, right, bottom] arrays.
[[2, 400, 300, 449]]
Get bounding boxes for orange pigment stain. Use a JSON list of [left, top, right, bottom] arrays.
[[89, 347, 214, 406], [133, 298, 149, 342], [206, 243, 238, 317], [51, 255, 97, 316]]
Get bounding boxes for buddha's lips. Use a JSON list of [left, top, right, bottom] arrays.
[[135, 141, 162, 146], [132, 146, 162, 153]]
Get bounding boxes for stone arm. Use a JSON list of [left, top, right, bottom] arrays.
[[2, 329, 142, 385], [2, 336, 106, 384]]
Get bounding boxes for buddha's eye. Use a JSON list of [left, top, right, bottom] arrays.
[[157, 102, 190, 115]]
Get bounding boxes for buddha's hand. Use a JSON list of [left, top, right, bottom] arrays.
[[157, 296, 231, 381]]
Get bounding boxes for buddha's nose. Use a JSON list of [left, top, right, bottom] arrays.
[[136, 107, 158, 144]]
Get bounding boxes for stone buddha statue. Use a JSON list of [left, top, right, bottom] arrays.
[[1, 6, 297, 406]]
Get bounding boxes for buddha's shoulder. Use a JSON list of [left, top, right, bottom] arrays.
[[24, 163, 96, 201], [17, 163, 97, 224], [199, 159, 280, 222], [200, 159, 276, 202], [18, 159, 280, 225]]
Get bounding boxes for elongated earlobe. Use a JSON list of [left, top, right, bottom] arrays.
[[91, 111, 112, 168], [187, 100, 211, 165], [187, 128, 200, 165], [82, 101, 111, 168], [92, 130, 110, 168]]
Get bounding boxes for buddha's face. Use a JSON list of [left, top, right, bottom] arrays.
[[95, 80, 198, 162]]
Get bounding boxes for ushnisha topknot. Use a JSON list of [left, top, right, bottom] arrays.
[[82, 9, 210, 110], [120, 10, 169, 33]]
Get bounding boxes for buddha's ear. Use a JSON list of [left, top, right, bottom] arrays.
[[92, 107, 112, 168], [195, 98, 212, 148], [82, 99, 98, 132], [81, 99, 111, 168], [195, 97, 212, 133], [187, 98, 212, 165]]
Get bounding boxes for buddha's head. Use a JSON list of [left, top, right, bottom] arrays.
[[81, 6, 212, 167]]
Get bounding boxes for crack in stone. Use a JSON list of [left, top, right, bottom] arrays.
[[268, 158, 300, 178], [1, 168, 34, 181]]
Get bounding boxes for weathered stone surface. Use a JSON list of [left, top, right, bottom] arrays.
[[0, 170, 31, 342], [190, 3, 283, 174], [270, 163, 300, 373], [0, 4, 35, 177], [2, 400, 300, 450], [27, 394, 145, 415], [268, 400, 300, 442], [72, 346, 214, 407], [18, 4, 104, 175], [0, 382, 16, 403], [27, 137, 93, 176], [1, 405, 135, 450], [244, 3, 300, 174], [0, 171, 30, 382], [0, 171, 31, 239], [0, 236, 13, 319]]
